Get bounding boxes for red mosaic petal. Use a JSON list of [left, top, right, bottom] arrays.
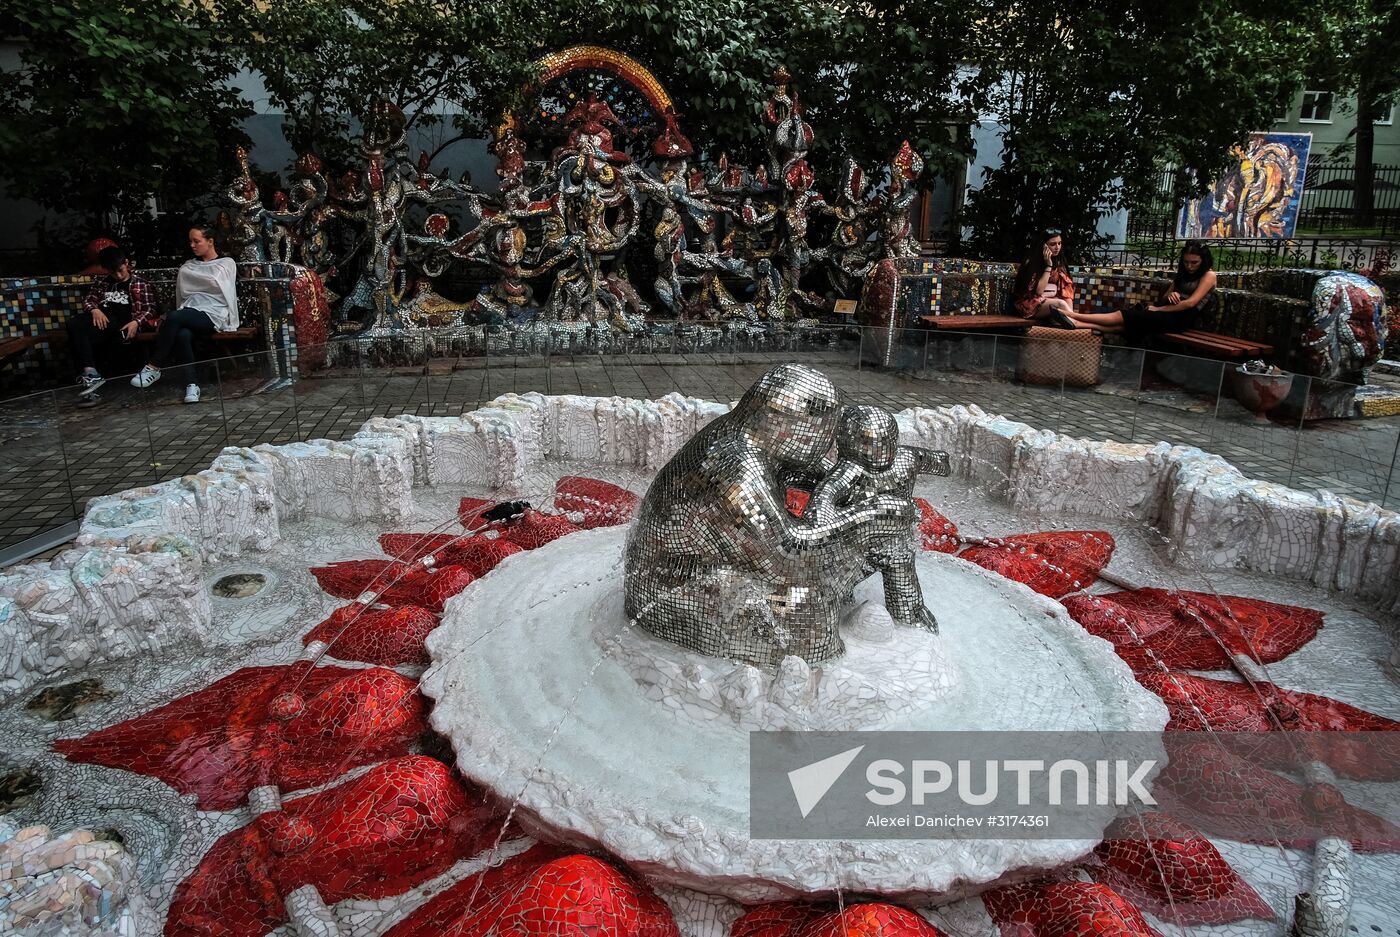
[[958, 530, 1115, 598], [913, 498, 960, 553], [1138, 671, 1400, 780], [1088, 813, 1275, 924], [460, 497, 494, 530], [384, 844, 566, 937], [732, 902, 826, 937], [786, 488, 812, 518], [379, 532, 461, 562], [982, 881, 1164, 936], [1062, 590, 1323, 673], [387, 847, 679, 937], [310, 559, 416, 599], [167, 756, 498, 936], [437, 535, 526, 577], [309, 560, 474, 612], [500, 508, 582, 550], [796, 904, 949, 937], [1154, 739, 1400, 851], [304, 603, 439, 666], [55, 665, 424, 811], [734, 902, 947, 937], [555, 476, 641, 528]]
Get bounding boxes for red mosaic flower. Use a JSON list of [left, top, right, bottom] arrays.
[[303, 603, 440, 667], [1062, 590, 1323, 673], [167, 756, 498, 936], [1087, 813, 1274, 924], [733, 902, 948, 937], [786, 488, 812, 517], [958, 530, 1115, 598], [982, 881, 1165, 936], [732, 902, 827, 937], [55, 665, 425, 811], [1154, 739, 1400, 851], [913, 498, 960, 553], [385, 846, 680, 937], [554, 475, 641, 528]]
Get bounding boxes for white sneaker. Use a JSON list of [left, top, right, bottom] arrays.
[[131, 365, 161, 388], [183, 384, 201, 404]]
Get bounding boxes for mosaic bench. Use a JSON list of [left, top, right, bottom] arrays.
[[0, 263, 330, 394]]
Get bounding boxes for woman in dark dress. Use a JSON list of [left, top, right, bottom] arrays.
[[1065, 242, 1218, 340]]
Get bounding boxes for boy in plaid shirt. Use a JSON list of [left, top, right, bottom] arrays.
[[70, 245, 154, 398]]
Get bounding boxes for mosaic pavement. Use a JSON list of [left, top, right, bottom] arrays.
[[2, 349, 1398, 553]]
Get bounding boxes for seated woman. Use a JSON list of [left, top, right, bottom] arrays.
[[130, 225, 239, 404], [1012, 229, 1076, 326], [1065, 242, 1218, 341]]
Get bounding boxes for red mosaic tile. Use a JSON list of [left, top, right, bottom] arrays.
[[958, 530, 1115, 598], [55, 665, 425, 810], [310, 559, 475, 611], [1154, 739, 1400, 851], [1087, 812, 1274, 924], [1062, 590, 1323, 673], [982, 881, 1164, 936], [166, 756, 498, 935], [734, 902, 948, 937], [385, 846, 679, 937], [304, 603, 440, 666], [554, 476, 640, 528], [913, 498, 959, 553], [1140, 671, 1400, 780]]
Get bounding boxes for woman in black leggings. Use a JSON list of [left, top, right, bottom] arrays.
[[130, 226, 238, 404], [1065, 242, 1218, 342]]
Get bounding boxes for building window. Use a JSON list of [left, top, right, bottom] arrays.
[[1376, 101, 1394, 126], [1299, 90, 1333, 123], [1274, 100, 1290, 123]]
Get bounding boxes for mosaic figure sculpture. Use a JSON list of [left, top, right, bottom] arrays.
[[809, 405, 950, 632], [223, 146, 268, 263], [876, 141, 923, 260], [1304, 272, 1389, 383], [623, 364, 916, 667]]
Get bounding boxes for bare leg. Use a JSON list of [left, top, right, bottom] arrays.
[[1065, 310, 1125, 329]]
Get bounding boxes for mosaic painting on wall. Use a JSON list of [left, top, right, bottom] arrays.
[[1179, 132, 1312, 239]]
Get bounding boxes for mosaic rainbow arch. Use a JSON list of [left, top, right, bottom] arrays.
[[533, 45, 674, 114]]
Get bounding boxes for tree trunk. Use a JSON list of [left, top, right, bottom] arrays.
[[1354, 81, 1376, 228]]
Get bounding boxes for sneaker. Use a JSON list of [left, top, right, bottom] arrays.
[[76, 392, 102, 409], [184, 384, 201, 404], [131, 365, 161, 388], [78, 372, 105, 394]]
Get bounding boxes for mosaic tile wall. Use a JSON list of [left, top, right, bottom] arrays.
[[0, 275, 96, 384]]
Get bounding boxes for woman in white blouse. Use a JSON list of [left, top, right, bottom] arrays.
[[130, 226, 238, 403]]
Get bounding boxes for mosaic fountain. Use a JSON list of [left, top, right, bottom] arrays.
[[0, 363, 1398, 936]]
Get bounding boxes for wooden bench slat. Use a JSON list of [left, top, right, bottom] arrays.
[[920, 314, 1029, 330], [1160, 329, 1272, 359]]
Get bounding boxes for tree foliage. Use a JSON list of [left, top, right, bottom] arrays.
[[961, 0, 1331, 261], [220, 0, 543, 169], [0, 0, 251, 233]]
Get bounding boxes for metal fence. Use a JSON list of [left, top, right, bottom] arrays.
[[1091, 236, 1397, 275]]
